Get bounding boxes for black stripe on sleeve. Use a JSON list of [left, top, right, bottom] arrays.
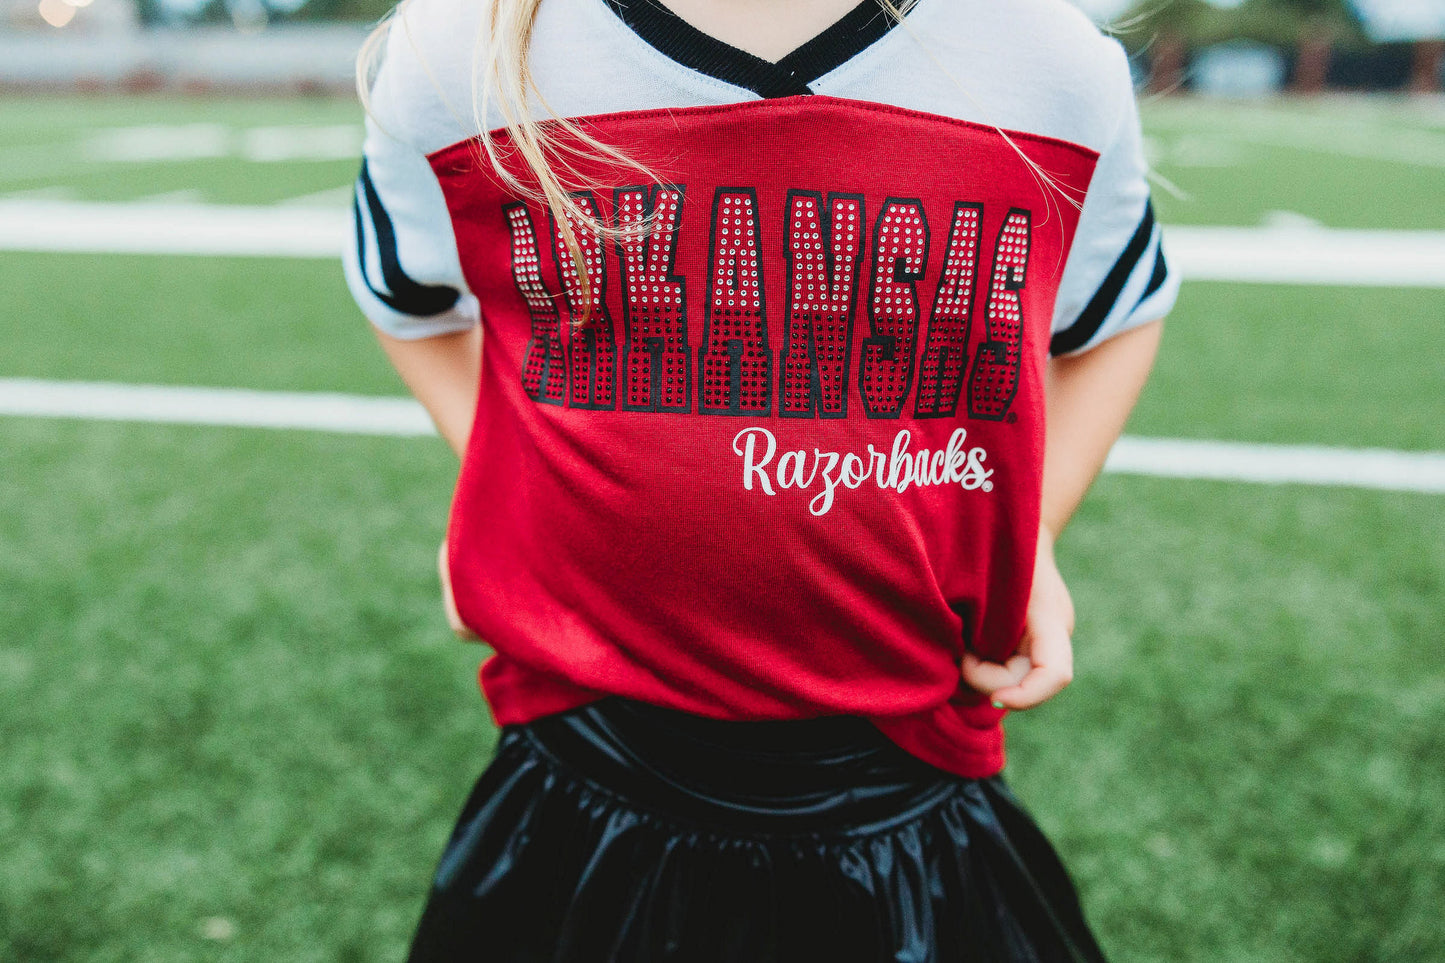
[[1049, 199, 1156, 356], [1135, 242, 1170, 306], [355, 160, 462, 318]]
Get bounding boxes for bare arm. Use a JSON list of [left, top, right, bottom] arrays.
[[1039, 317, 1164, 541], [373, 324, 484, 639], [373, 325, 482, 459], [962, 318, 1164, 708]]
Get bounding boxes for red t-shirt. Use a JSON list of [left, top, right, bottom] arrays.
[[434, 98, 1093, 778]]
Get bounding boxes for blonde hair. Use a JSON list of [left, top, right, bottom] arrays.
[[359, 0, 668, 328], [357, 0, 1081, 328]]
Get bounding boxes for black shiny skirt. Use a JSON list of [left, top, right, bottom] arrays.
[[407, 697, 1109, 963]]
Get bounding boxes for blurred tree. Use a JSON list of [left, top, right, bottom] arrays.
[[1117, 0, 1233, 93], [136, 0, 394, 24], [1250, 0, 1366, 91], [287, 0, 395, 21], [1121, 0, 1367, 93], [1407, 38, 1443, 93]]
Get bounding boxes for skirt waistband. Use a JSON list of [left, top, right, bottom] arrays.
[[512, 696, 971, 836]]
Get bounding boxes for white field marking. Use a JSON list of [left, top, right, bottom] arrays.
[[1164, 225, 1445, 287], [240, 126, 363, 163], [0, 379, 435, 436], [1260, 210, 1324, 230], [0, 200, 349, 259], [79, 124, 364, 164], [0, 125, 360, 184], [1142, 101, 1445, 155], [83, 124, 232, 163], [1227, 121, 1445, 169], [132, 189, 206, 205], [1, 378, 1442, 495], [1164, 136, 1249, 169], [1150, 122, 1445, 170], [1, 199, 1443, 288], [1104, 437, 1445, 494]]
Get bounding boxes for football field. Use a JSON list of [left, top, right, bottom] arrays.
[[1, 93, 1442, 962]]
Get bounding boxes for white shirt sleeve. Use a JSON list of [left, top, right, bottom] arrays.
[[1048, 41, 1179, 357], [341, 21, 480, 341]]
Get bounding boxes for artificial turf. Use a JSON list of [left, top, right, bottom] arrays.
[[3, 419, 1440, 961]]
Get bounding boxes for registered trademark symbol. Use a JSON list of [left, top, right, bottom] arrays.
[[982, 481, 993, 492], [1005, 412, 1018, 424]]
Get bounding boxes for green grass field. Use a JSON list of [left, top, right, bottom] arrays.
[[1, 93, 1443, 962]]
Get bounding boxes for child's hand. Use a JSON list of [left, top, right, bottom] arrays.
[[439, 538, 481, 642], [960, 529, 1075, 710]]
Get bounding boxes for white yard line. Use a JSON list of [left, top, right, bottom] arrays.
[[1166, 226, 1445, 287], [2, 378, 1442, 495], [1142, 106, 1445, 166], [1, 198, 1444, 287], [1231, 124, 1445, 170], [1104, 437, 1445, 494], [0, 200, 348, 259], [0, 378, 434, 436]]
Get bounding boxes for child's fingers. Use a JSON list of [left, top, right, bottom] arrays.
[[960, 652, 1032, 694], [987, 629, 1073, 710], [987, 665, 1071, 710]]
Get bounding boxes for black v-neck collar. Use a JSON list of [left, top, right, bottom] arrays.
[[602, 0, 909, 98]]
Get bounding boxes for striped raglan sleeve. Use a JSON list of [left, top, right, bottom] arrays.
[[1049, 42, 1179, 357], [341, 29, 479, 340]]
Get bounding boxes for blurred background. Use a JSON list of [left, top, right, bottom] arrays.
[[1, 0, 1442, 94], [0, 0, 1441, 961]]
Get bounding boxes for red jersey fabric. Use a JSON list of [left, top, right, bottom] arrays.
[[432, 97, 1096, 779]]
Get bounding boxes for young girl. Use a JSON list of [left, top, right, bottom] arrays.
[[343, 0, 1177, 958]]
